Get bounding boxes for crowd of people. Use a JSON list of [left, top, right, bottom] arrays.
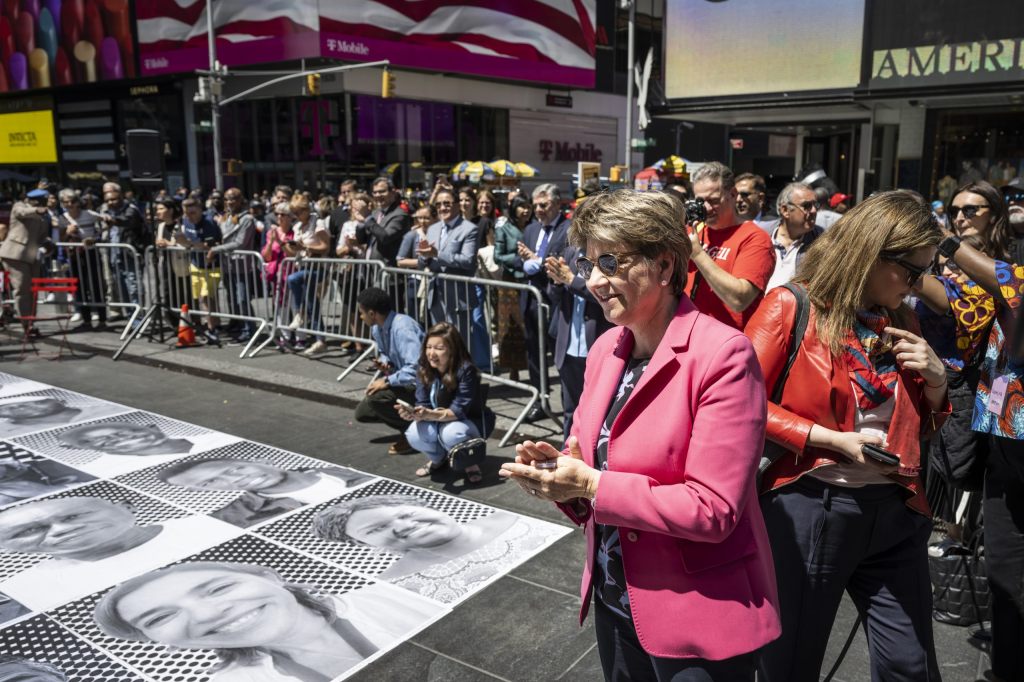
[[3, 164, 1024, 681]]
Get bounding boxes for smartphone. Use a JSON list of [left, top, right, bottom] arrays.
[[396, 399, 413, 409], [861, 444, 900, 466]]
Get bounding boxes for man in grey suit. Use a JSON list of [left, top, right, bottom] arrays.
[[417, 187, 480, 347], [0, 189, 52, 322]]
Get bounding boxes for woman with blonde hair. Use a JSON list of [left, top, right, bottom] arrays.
[[745, 190, 948, 681]]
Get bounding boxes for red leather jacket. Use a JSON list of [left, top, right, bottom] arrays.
[[744, 286, 950, 515]]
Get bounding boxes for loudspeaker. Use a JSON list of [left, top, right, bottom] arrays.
[[125, 128, 163, 182]]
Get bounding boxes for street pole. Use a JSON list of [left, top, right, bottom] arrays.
[[206, 0, 223, 191], [623, 0, 635, 182]]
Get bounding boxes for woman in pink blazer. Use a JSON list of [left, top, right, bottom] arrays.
[[501, 190, 780, 681]]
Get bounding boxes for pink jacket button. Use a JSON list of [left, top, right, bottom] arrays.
[[626, 531, 638, 542]]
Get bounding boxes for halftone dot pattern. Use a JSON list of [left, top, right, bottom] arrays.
[[0, 387, 131, 421], [0, 440, 53, 465], [0, 481, 191, 581], [0, 614, 146, 680], [0, 371, 47, 398], [10, 411, 217, 468], [255, 478, 495, 577], [112, 440, 376, 517], [49, 535, 374, 682]]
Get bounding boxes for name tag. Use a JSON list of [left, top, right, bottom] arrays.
[[988, 375, 1010, 414]]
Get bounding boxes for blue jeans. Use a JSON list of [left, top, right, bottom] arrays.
[[470, 285, 493, 372], [110, 249, 142, 306], [405, 419, 480, 465], [287, 268, 325, 341]]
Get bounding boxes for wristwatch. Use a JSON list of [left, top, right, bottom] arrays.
[[937, 234, 962, 259]]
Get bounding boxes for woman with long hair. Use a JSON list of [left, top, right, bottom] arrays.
[[397, 322, 485, 483], [263, 204, 298, 351], [93, 561, 435, 682], [948, 180, 1012, 260], [745, 190, 948, 680]]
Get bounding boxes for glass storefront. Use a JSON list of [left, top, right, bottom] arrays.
[[206, 93, 509, 194], [929, 106, 1024, 203]]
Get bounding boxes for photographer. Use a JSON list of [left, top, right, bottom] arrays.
[[98, 182, 148, 310], [0, 188, 53, 331]]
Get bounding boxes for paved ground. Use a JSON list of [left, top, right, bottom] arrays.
[[0, 324, 996, 681]]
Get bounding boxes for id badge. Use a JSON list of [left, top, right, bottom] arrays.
[[987, 375, 1010, 414]]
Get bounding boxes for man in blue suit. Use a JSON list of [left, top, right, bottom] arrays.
[[513, 184, 570, 422], [417, 188, 482, 360]]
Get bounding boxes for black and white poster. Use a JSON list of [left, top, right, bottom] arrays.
[[0, 373, 571, 681]]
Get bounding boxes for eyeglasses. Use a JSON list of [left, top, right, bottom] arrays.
[[949, 204, 989, 219], [881, 251, 930, 286], [695, 195, 723, 207], [1002, 191, 1024, 204], [434, 201, 453, 207], [787, 201, 820, 213], [575, 251, 642, 279]]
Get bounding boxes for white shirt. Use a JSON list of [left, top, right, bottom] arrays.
[[1, 515, 242, 611], [808, 384, 897, 488]]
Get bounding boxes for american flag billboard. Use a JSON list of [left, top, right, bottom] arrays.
[[135, 0, 596, 88]]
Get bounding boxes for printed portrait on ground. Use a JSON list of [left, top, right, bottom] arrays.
[[115, 441, 376, 528], [0, 442, 95, 508], [10, 411, 241, 477], [0, 388, 130, 438], [0, 481, 242, 611]]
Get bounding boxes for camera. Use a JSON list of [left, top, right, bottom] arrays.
[[683, 199, 706, 225]]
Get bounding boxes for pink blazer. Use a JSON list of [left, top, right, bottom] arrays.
[[559, 296, 781, 660]]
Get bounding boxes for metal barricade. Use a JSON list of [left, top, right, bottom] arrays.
[[122, 246, 270, 358], [381, 266, 553, 447], [55, 241, 143, 340], [262, 256, 385, 380]]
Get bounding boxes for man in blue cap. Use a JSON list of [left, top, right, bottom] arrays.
[[0, 188, 53, 330]]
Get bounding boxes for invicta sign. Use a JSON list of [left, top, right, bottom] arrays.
[[8, 131, 39, 147]]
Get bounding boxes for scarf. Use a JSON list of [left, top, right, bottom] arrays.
[[845, 309, 899, 410]]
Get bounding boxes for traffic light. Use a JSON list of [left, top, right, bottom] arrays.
[[381, 69, 395, 98], [306, 73, 321, 96]]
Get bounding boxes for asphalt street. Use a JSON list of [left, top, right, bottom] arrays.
[[0, 351, 994, 681]]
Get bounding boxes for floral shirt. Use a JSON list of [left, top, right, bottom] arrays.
[[942, 261, 1024, 438]]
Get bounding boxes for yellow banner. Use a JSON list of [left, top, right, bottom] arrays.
[[0, 110, 57, 164]]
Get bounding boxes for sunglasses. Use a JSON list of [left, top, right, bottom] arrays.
[[1003, 191, 1024, 203], [575, 251, 642, 279], [736, 191, 758, 199], [788, 201, 820, 212], [434, 201, 453, 207], [881, 251, 930, 286], [949, 204, 989, 219]]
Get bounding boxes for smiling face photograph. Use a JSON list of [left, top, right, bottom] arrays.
[[0, 485, 241, 612], [64, 535, 444, 682], [11, 413, 240, 478], [257, 481, 567, 605]]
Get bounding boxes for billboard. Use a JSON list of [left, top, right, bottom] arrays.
[[868, 0, 1024, 89], [0, 110, 57, 164], [135, 1, 596, 88], [318, 1, 596, 88], [134, 0, 320, 75], [0, 0, 135, 91], [664, 0, 865, 100]]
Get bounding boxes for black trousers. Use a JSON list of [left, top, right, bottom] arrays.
[[559, 354, 587, 440], [594, 597, 755, 681], [353, 384, 416, 433], [985, 436, 1024, 680], [522, 295, 546, 392], [758, 477, 939, 682]]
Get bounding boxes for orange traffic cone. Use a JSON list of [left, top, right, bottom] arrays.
[[176, 304, 196, 347]]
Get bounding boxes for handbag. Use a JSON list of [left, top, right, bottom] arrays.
[[758, 282, 811, 486], [929, 532, 991, 627], [447, 437, 487, 471], [928, 346, 990, 491]]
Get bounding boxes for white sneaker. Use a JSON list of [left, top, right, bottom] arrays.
[[91, 313, 101, 323], [70, 313, 83, 323], [302, 340, 328, 356], [44, 292, 57, 303], [287, 313, 305, 330]]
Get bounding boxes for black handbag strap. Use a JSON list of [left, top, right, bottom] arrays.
[[770, 283, 811, 404]]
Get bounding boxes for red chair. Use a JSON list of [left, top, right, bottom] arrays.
[[18, 277, 79, 361]]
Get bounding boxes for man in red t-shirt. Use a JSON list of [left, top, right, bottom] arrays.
[[684, 162, 776, 329]]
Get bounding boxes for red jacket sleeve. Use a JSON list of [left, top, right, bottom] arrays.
[[744, 287, 815, 455]]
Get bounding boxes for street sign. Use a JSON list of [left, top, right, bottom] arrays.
[[631, 137, 657, 150], [546, 93, 573, 108]]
